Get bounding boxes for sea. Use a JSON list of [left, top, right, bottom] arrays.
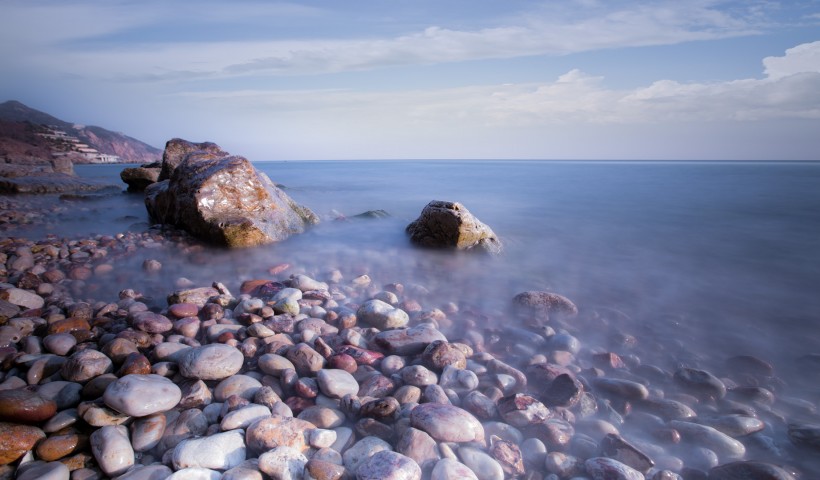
[[6, 159, 820, 471], [62, 161, 820, 376]]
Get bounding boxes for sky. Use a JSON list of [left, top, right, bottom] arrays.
[[1, 0, 819, 160]]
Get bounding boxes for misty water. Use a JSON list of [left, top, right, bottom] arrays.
[[11, 160, 820, 473]]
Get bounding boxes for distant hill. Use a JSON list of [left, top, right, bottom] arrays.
[[0, 100, 161, 163]]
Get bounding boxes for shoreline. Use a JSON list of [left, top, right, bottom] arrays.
[[1, 199, 820, 479]]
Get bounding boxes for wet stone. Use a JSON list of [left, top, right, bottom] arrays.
[[410, 403, 484, 443], [317, 368, 360, 399], [61, 349, 113, 383], [0, 387, 57, 423], [305, 458, 347, 480], [357, 299, 410, 330], [90, 425, 134, 477], [214, 374, 262, 402], [600, 433, 655, 473], [36, 431, 87, 461], [707, 461, 796, 480], [673, 367, 727, 400], [669, 420, 746, 460], [176, 343, 244, 380], [541, 373, 584, 408], [498, 393, 551, 427], [172, 429, 247, 471], [343, 435, 393, 472], [245, 414, 315, 454], [357, 450, 422, 480], [585, 457, 645, 480], [458, 445, 505, 480], [431, 458, 479, 480], [373, 323, 448, 356], [0, 421, 46, 465], [103, 374, 182, 417], [131, 413, 166, 452], [489, 437, 526, 476], [16, 461, 71, 480]]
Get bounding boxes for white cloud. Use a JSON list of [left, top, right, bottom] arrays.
[[763, 40, 820, 78], [0, 0, 772, 81], [177, 42, 820, 129]]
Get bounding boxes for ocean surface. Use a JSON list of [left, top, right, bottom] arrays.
[[66, 161, 820, 378], [6, 159, 820, 471]]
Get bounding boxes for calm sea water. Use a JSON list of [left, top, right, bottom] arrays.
[[0, 160, 815, 472], [59, 161, 820, 394]]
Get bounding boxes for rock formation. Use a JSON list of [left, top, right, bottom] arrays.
[[120, 162, 161, 192], [406, 200, 502, 255], [145, 139, 319, 248]]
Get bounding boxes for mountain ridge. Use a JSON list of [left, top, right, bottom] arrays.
[[0, 100, 161, 164]]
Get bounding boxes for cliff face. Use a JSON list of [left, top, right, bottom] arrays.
[[0, 100, 161, 164]]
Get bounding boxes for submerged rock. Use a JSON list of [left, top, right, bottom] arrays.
[[406, 200, 502, 254], [145, 139, 318, 248]]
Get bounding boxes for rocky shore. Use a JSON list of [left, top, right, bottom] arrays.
[[1, 206, 820, 480]]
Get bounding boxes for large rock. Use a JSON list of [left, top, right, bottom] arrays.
[[120, 162, 161, 191], [145, 140, 318, 248], [406, 200, 502, 254], [159, 138, 228, 181]]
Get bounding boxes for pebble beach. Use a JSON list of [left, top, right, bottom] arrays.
[[1, 186, 820, 480]]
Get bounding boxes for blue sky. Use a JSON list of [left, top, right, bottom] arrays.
[[1, 0, 819, 160]]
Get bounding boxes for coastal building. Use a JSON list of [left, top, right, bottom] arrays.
[[35, 125, 120, 163]]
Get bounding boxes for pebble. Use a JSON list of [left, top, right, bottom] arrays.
[[0, 421, 45, 465], [431, 457, 479, 480], [457, 445, 505, 480], [317, 368, 360, 398], [16, 461, 71, 480], [214, 374, 262, 401], [258, 446, 308, 480], [172, 429, 247, 471], [61, 349, 113, 383], [116, 464, 174, 479], [43, 333, 77, 355], [669, 421, 746, 460], [343, 436, 393, 472], [410, 403, 485, 443], [245, 414, 315, 453], [131, 413, 167, 451], [357, 450, 422, 480], [221, 404, 271, 431], [585, 456, 646, 480], [2, 218, 818, 479], [103, 374, 182, 417], [708, 461, 797, 480], [0, 387, 57, 423], [176, 343, 244, 380], [89, 425, 134, 477], [357, 299, 410, 330], [373, 323, 447, 355]]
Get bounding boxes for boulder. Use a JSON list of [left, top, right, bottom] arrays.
[[406, 200, 501, 254], [145, 140, 318, 248], [120, 162, 161, 191], [159, 138, 227, 181]]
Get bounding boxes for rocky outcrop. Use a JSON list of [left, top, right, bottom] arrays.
[[159, 138, 227, 181], [145, 139, 319, 248], [0, 159, 115, 194], [120, 161, 161, 191], [406, 200, 502, 255]]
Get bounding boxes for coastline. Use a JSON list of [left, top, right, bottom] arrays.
[[1, 162, 819, 478]]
